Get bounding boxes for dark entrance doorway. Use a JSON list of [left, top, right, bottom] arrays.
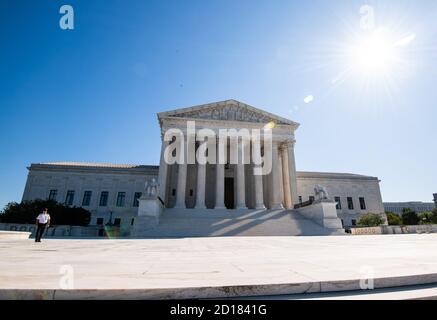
[[224, 177, 234, 209]]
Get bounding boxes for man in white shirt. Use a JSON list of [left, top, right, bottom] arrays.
[[35, 208, 51, 242]]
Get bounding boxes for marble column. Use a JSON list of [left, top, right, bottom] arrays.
[[286, 140, 299, 207], [215, 136, 226, 209], [174, 139, 187, 209], [271, 141, 284, 210], [236, 145, 247, 209], [157, 140, 169, 205], [254, 165, 265, 209], [195, 163, 206, 209], [281, 144, 293, 209], [278, 148, 284, 207]]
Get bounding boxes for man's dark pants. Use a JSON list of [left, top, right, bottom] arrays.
[[35, 223, 47, 242]]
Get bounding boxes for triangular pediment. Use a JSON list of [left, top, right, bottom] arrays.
[[158, 99, 299, 127]]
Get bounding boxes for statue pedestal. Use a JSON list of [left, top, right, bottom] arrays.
[[295, 200, 344, 230], [131, 196, 163, 237]]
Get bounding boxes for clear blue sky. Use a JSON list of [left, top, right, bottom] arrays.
[[0, 0, 436, 209]]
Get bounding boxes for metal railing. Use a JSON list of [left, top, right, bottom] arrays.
[[294, 199, 314, 209]]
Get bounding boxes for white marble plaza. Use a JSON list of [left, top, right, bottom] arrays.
[[1, 234, 437, 299]]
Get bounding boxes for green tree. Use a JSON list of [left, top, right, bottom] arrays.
[[431, 208, 437, 224], [357, 213, 385, 227], [386, 212, 402, 225], [418, 212, 433, 225], [0, 199, 91, 226], [401, 208, 419, 225]]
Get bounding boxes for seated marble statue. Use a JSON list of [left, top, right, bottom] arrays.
[[314, 185, 330, 202], [144, 178, 160, 198]]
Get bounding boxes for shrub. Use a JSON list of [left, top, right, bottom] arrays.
[[0, 199, 91, 226], [357, 213, 385, 227], [386, 212, 402, 226], [401, 208, 419, 225]]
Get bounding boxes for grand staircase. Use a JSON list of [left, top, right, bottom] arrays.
[[132, 208, 345, 238]]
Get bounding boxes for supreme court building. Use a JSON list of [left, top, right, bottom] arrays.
[[22, 100, 385, 236]]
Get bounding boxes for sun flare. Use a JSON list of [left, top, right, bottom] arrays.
[[349, 29, 397, 75]]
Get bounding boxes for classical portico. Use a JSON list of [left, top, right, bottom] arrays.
[[156, 100, 300, 211]]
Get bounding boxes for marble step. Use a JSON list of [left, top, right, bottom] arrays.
[[4, 273, 437, 300], [236, 283, 437, 300], [133, 209, 344, 237]]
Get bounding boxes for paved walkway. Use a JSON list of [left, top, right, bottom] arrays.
[[1, 234, 437, 298]]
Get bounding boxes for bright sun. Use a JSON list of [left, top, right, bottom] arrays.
[[349, 29, 397, 75]]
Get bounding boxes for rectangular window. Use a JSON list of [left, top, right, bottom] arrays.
[[347, 197, 354, 210], [335, 197, 341, 210], [299, 196, 302, 204], [48, 189, 58, 201], [65, 190, 75, 206], [96, 218, 104, 225], [359, 197, 366, 210], [309, 196, 315, 203], [114, 218, 121, 226], [172, 189, 176, 196], [133, 192, 142, 207], [351, 219, 357, 226], [116, 192, 126, 207], [99, 191, 108, 207], [131, 218, 135, 226], [82, 191, 92, 206]]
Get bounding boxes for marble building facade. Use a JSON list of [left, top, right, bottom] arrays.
[[21, 100, 385, 232]]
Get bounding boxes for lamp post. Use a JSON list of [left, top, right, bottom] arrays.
[[106, 210, 114, 227], [103, 210, 115, 238]]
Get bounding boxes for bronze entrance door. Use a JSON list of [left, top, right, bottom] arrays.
[[224, 177, 234, 209]]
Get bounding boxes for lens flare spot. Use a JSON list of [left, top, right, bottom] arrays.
[[304, 95, 314, 104], [264, 121, 276, 130]]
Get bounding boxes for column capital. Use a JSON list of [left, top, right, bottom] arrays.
[[277, 140, 295, 151], [285, 139, 296, 148]]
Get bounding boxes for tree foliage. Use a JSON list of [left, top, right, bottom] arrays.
[[418, 209, 437, 225], [386, 212, 402, 226], [401, 208, 419, 226], [357, 213, 385, 227], [0, 199, 91, 226], [418, 212, 433, 225], [431, 208, 437, 224]]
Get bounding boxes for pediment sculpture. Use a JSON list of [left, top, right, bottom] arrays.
[[172, 105, 282, 124]]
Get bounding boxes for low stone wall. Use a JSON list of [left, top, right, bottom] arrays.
[[0, 230, 31, 240], [0, 223, 100, 238], [382, 224, 437, 234], [351, 224, 437, 235], [350, 227, 382, 235]]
